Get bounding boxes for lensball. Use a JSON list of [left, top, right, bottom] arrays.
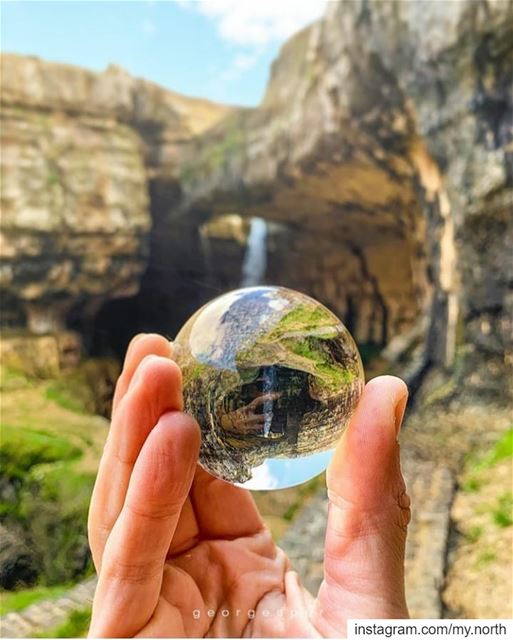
[[174, 286, 364, 490]]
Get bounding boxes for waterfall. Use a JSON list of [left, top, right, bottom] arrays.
[[240, 217, 267, 287], [199, 227, 213, 284], [260, 365, 277, 437]]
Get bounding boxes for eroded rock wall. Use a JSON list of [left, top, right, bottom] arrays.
[[1, 0, 511, 398], [172, 0, 512, 395], [0, 55, 231, 335]]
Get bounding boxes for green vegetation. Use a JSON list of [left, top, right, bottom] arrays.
[[45, 382, 88, 414], [47, 168, 60, 186], [0, 369, 106, 589], [205, 128, 245, 171], [0, 365, 35, 391], [457, 426, 512, 587], [281, 474, 324, 523], [475, 548, 497, 568], [465, 525, 483, 543], [35, 607, 91, 638], [184, 361, 209, 383], [268, 303, 337, 338], [461, 426, 513, 494], [235, 303, 356, 393], [181, 121, 246, 182], [461, 476, 481, 493], [491, 492, 513, 528], [0, 424, 82, 482], [289, 337, 355, 392], [481, 428, 513, 469], [0, 583, 70, 616], [1, 425, 96, 584], [44, 358, 119, 417]]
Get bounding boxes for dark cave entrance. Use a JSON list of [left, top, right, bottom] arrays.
[[83, 207, 428, 369]]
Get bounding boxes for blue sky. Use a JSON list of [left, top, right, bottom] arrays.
[[239, 450, 334, 490], [1, 1, 326, 106]]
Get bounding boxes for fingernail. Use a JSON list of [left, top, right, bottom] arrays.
[[394, 392, 408, 437], [124, 333, 147, 359], [130, 354, 160, 387]]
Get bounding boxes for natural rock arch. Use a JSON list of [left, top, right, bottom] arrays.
[[1, 0, 511, 399]]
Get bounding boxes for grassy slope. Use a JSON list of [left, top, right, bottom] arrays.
[[0, 367, 108, 609], [1, 368, 108, 474], [0, 583, 70, 616], [35, 607, 92, 638], [443, 427, 513, 617], [237, 303, 358, 393]]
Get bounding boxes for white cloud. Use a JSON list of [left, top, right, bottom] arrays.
[[219, 49, 261, 83], [192, 0, 326, 46], [142, 18, 156, 34], [237, 460, 279, 490], [177, 0, 327, 97], [233, 51, 259, 71]]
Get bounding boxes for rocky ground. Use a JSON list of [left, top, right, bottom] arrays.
[[404, 385, 513, 619]]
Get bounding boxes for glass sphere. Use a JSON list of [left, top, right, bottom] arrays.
[[174, 286, 364, 490]]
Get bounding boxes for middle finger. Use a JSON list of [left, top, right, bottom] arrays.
[[88, 355, 183, 568]]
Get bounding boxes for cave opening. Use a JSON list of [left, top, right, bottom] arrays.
[[84, 204, 428, 373]]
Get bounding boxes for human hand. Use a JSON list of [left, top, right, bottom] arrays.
[[88, 333, 410, 637], [220, 392, 281, 434]]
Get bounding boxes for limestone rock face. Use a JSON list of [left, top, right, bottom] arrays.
[[173, 0, 512, 397], [0, 55, 231, 333]]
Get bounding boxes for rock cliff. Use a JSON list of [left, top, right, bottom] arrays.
[[0, 55, 231, 334], [1, 0, 511, 397]]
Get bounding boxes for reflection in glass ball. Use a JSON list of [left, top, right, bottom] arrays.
[[174, 286, 364, 490]]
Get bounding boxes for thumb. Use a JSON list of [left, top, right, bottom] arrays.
[[313, 376, 410, 634]]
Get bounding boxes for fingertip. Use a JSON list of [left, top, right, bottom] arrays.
[[364, 375, 408, 402], [156, 411, 201, 488], [364, 375, 409, 436], [326, 376, 408, 500], [156, 410, 201, 452], [131, 354, 182, 392], [124, 334, 173, 369], [129, 411, 200, 507]]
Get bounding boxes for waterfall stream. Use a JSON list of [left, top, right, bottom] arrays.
[[240, 217, 267, 287], [260, 366, 277, 437], [199, 228, 213, 283], [240, 217, 275, 437]]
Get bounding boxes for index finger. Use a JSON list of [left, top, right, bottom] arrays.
[[112, 333, 173, 415], [248, 392, 281, 409]]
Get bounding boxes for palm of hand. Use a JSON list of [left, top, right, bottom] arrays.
[[88, 335, 410, 638], [153, 526, 292, 637]]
